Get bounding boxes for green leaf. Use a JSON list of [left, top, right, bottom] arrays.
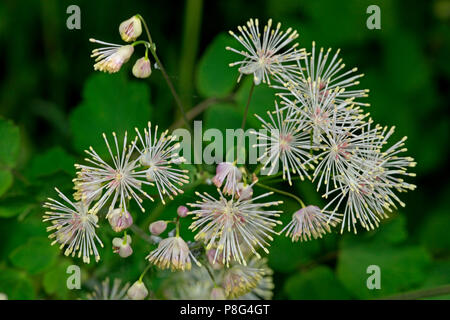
[[284, 266, 353, 299], [9, 237, 59, 274], [70, 73, 152, 156], [196, 33, 238, 98], [25, 146, 76, 180], [0, 117, 20, 168], [43, 260, 73, 299], [337, 243, 431, 299], [204, 102, 242, 133], [0, 268, 35, 300], [0, 169, 13, 197]]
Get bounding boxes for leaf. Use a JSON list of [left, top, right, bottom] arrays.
[[9, 237, 59, 274], [25, 146, 76, 180], [284, 266, 353, 299], [43, 260, 73, 299], [196, 33, 238, 98], [0, 268, 35, 300], [0, 169, 13, 197], [204, 102, 242, 133], [0, 195, 35, 218], [70, 73, 152, 156], [0, 117, 20, 168], [337, 243, 431, 299]]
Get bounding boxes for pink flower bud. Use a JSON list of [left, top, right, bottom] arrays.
[[132, 57, 152, 79], [119, 16, 142, 42], [149, 220, 167, 236], [108, 208, 133, 232], [210, 287, 226, 300], [112, 235, 133, 258], [127, 280, 148, 300], [177, 205, 189, 218], [237, 182, 253, 200]]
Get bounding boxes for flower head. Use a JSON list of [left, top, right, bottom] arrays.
[[108, 208, 133, 232], [223, 262, 265, 298], [235, 257, 274, 300], [43, 188, 103, 263], [146, 236, 200, 271], [188, 187, 282, 266], [134, 122, 189, 204], [281, 205, 341, 242], [252, 102, 315, 184], [86, 278, 130, 300], [212, 162, 242, 196], [227, 18, 305, 85], [89, 39, 134, 73], [119, 16, 142, 42]]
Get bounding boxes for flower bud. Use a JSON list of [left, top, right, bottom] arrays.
[[206, 249, 224, 270], [112, 235, 133, 258], [108, 208, 133, 232], [177, 205, 188, 218], [210, 287, 226, 300], [0, 293, 8, 300], [237, 182, 253, 200], [127, 280, 148, 300], [132, 57, 152, 78], [149, 220, 167, 236], [119, 16, 142, 42]]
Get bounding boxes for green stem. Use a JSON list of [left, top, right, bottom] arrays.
[[138, 263, 152, 282], [241, 82, 255, 130], [382, 284, 450, 300], [136, 14, 191, 131], [256, 182, 306, 208], [204, 261, 217, 286]]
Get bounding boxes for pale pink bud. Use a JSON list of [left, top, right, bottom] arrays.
[[108, 208, 133, 232], [237, 182, 253, 200], [112, 235, 133, 258], [177, 205, 188, 218], [206, 249, 224, 270], [132, 57, 152, 78], [127, 280, 148, 300], [119, 16, 142, 42], [149, 220, 167, 236], [210, 287, 226, 300]]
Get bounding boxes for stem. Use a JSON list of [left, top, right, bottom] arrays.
[[256, 182, 306, 208], [204, 262, 217, 286], [241, 82, 255, 130], [136, 15, 191, 131], [382, 284, 450, 300], [138, 263, 152, 282]]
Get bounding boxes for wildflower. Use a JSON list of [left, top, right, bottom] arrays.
[[134, 122, 189, 204], [74, 132, 153, 214], [149, 220, 167, 236], [73, 168, 102, 204], [132, 56, 152, 78], [223, 261, 265, 298], [280, 205, 341, 242], [127, 280, 148, 300], [177, 205, 189, 218], [277, 41, 369, 108], [119, 15, 142, 42], [212, 162, 242, 196], [252, 102, 315, 184], [188, 188, 282, 266], [227, 18, 305, 85], [146, 236, 200, 271], [89, 39, 134, 73], [108, 208, 133, 232], [86, 278, 130, 300], [112, 235, 133, 258], [238, 257, 274, 300], [43, 188, 103, 263]]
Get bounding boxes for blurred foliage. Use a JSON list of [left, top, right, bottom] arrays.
[[0, 0, 448, 300]]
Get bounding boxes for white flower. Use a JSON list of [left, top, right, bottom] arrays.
[[212, 162, 242, 196], [86, 278, 130, 300], [108, 208, 133, 232], [252, 102, 315, 184], [127, 280, 148, 300], [227, 18, 305, 85], [146, 236, 200, 271], [119, 16, 142, 42], [280, 205, 341, 242], [134, 122, 189, 204], [74, 132, 153, 214], [89, 39, 134, 73], [223, 261, 265, 298], [237, 257, 274, 300], [188, 187, 282, 266], [43, 188, 103, 263], [112, 235, 133, 258]]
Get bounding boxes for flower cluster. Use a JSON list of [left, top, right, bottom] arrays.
[[43, 122, 188, 263]]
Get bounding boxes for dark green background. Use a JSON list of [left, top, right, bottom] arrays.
[[0, 0, 448, 299]]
